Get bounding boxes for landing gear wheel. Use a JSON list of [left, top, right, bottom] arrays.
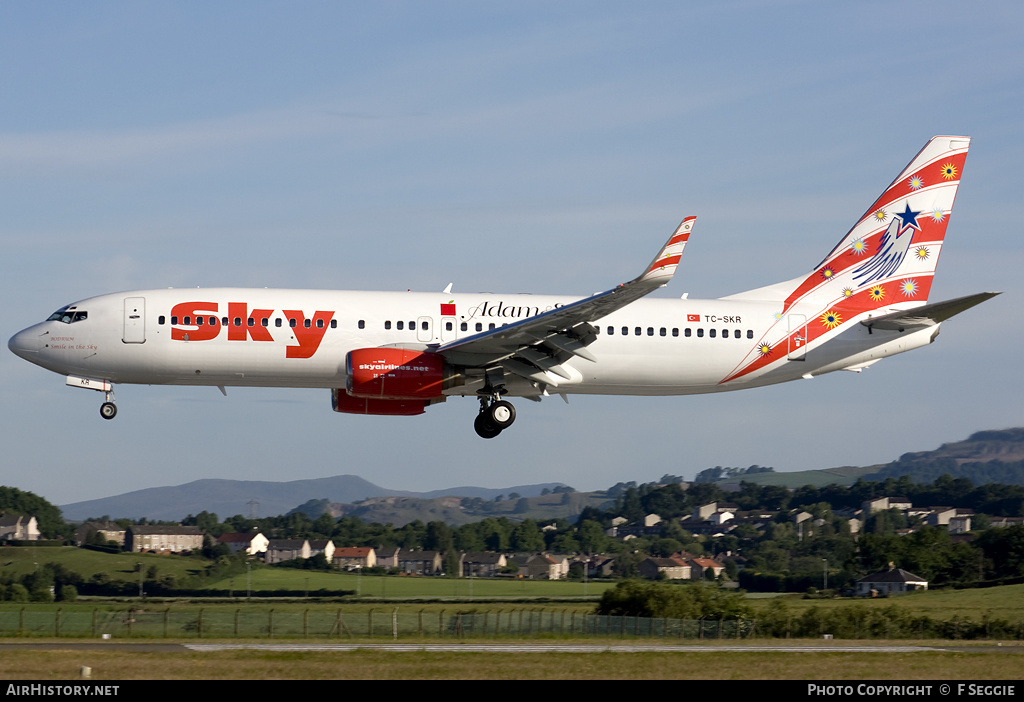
[[474, 412, 502, 439], [100, 402, 117, 420], [488, 400, 516, 429]]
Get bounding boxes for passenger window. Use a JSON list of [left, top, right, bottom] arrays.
[[275, 318, 282, 328], [445, 321, 452, 331], [289, 318, 297, 328], [634, 327, 641, 336], [171, 316, 178, 325], [747, 330, 753, 339], [721, 329, 728, 338], [183, 316, 191, 325], [261, 318, 269, 327], [304, 319, 311, 328], [697, 328, 704, 337], [709, 329, 716, 338], [422, 321, 429, 330], [222, 317, 229, 327], [196, 317, 204, 326], [647, 327, 654, 336], [234, 317, 242, 327], [672, 328, 678, 337], [488, 323, 496, 330], [659, 328, 666, 337], [385, 321, 392, 330], [331, 320, 337, 329], [684, 328, 691, 337], [461, 322, 468, 331], [476, 323, 483, 332], [607, 326, 614, 335], [317, 319, 324, 328], [247, 318, 255, 327], [621, 327, 628, 336], [396, 321, 403, 330], [358, 320, 365, 329], [158, 316, 166, 325]]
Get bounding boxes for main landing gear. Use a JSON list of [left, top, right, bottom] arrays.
[[474, 388, 516, 439]]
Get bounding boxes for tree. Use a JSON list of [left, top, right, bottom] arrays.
[[577, 520, 607, 553], [510, 520, 545, 552]]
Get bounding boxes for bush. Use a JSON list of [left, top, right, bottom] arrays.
[[595, 580, 753, 619]]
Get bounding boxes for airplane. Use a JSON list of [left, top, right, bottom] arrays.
[[8, 136, 998, 438]]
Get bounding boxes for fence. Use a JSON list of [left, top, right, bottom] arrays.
[[3, 607, 1022, 640], [0, 608, 750, 640]]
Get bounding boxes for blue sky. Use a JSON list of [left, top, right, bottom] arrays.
[[3, 1, 1022, 511]]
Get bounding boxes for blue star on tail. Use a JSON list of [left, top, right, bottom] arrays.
[[852, 203, 921, 286]]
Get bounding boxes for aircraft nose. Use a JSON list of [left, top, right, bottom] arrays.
[[8, 326, 43, 360]]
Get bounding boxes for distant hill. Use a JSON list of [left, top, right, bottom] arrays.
[[59, 428, 1024, 524], [720, 465, 883, 489], [728, 429, 1024, 489], [59, 475, 567, 523], [864, 428, 1024, 485]]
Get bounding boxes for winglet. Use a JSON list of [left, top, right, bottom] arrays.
[[638, 216, 695, 286]]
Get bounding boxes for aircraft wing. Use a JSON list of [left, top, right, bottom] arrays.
[[435, 217, 695, 383], [860, 291, 1000, 332]]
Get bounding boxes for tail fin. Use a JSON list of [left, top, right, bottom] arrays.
[[727, 136, 970, 315]]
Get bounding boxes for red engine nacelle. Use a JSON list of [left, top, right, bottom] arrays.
[[345, 347, 447, 400], [331, 389, 428, 416]]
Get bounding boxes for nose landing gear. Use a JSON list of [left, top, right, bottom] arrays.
[[474, 389, 516, 439], [100, 389, 117, 420]]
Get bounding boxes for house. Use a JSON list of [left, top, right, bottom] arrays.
[[75, 521, 126, 547], [693, 502, 740, 520], [374, 546, 400, 569], [512, 553, 569, 580], [265, 539, 311, 564], [687, 557, 725, 580], [461, 552, 507, 577], [217, 532, 269, 556], [856, 565, 928, 596], [333, 546, 377, 570], [126, 525, 204, 553], [308, 539, 336, 562], [688, 556, 729, 581], [709, 510, 735, 526], [397, 550, 443, 575], [569, 554, 615, 579], [638, 556, 690, 580], [927, 507, 974, 533], [0, 514, 41, 542]]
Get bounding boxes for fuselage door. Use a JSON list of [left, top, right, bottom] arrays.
[[787, 314, 806, 361], [123, 297, 146, 344]]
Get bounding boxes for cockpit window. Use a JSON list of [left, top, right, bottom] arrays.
[[46, 306, 87, 324]]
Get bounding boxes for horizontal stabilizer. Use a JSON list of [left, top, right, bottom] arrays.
[[860, 292, 999, 331]]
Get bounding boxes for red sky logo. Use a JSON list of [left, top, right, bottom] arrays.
[[440, 301, 456, 316], [169, 301, 334, 359]]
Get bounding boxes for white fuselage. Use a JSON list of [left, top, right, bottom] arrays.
[[9, 287, 936, 399]]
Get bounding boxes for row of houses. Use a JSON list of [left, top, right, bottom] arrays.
[[615, 497, 1024, 542], [73, 524, 597, 579]]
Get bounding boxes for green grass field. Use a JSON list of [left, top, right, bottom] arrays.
[[206, 567, 611, 599]]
